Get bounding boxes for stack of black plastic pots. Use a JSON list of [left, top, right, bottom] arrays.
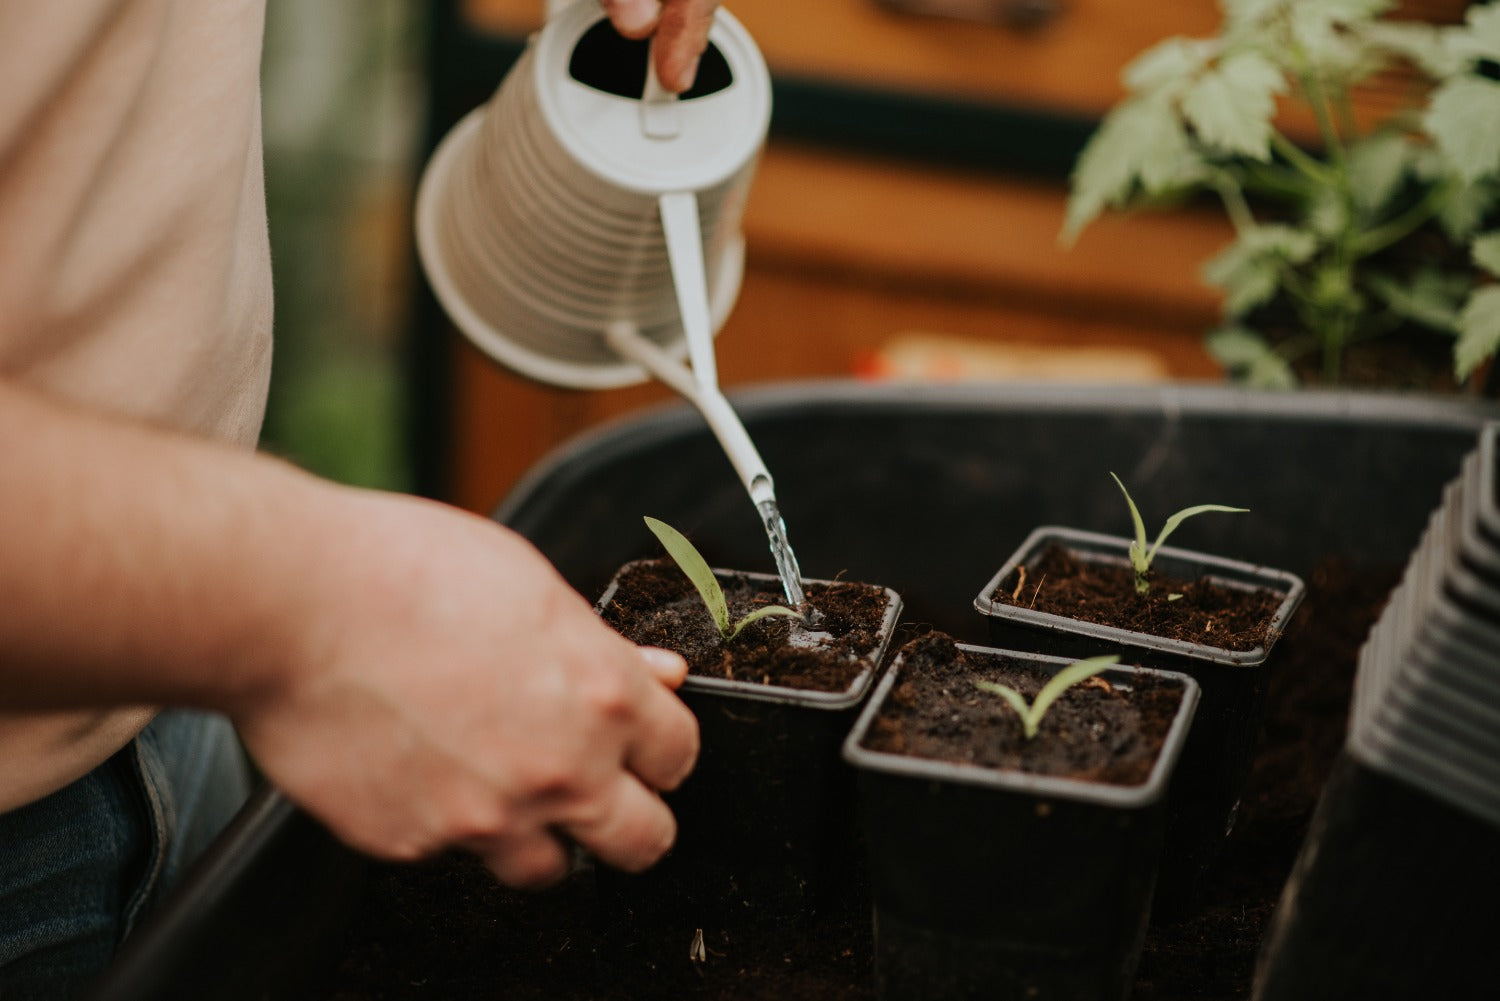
[[1255, 424, 1500, 1001]]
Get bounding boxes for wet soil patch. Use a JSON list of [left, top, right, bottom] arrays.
[[601, 558, 893, 692], [993, 545, 1285, 652], [860, 633, 1184, 787], [300, 557, 1394, 1001]]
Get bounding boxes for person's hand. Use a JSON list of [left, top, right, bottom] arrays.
[[231, 488, 699, 888], [602, 0, 719, 93]]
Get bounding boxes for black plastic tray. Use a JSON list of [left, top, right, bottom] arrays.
[[83, 381, 1500, 1000]]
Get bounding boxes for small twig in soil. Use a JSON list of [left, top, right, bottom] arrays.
[[1028, 574, 1047, 609], [1011, 566, 1028, 600]]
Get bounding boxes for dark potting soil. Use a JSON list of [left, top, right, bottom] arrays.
[[600, 559, 893, 692], [993, 545, 1284, 652], [859, 633, 1183, 787], [300, 557, 1395, 1001]]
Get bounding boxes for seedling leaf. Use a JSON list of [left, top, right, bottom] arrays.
[[1110, 472, 1151, 575], [644, 516, 730, 636], [975, 655, 1121, 739], [1110, 474, 1248, 595], [725, 604, 804, 641], [643, 516, 803, 643], [1151, 504, 1252, 565]]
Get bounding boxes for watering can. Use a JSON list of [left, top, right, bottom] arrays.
[[414, 0, 803, 599]]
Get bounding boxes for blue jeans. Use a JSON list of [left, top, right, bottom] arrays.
[[0, 711, 251, 1000]]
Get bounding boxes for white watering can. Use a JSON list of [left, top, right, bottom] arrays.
[[415, 0, 804, 601]]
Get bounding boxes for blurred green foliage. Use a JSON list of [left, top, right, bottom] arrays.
[[260, 0, 425, 490]]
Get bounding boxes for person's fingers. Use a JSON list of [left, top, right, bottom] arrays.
[[563, 773, 678, 873], [637, 645, 689, 688], [601, 0, 661, 39], [623, 676, 700, 791], [653, 0, 718, 92], [470, 828, 572, 889]]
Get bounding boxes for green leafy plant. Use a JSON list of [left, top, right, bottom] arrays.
[[1112, 472, 1248, 596], [643, 516, 803, 641], [1065, 0, 1500, 387], [975, 655, 1121, 739]]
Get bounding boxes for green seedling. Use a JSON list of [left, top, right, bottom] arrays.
[[644, 516, 803, 642], [1112, 472, 1248, 596], [975, 655, 1121, 740]]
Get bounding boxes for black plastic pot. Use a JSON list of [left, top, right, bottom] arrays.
[[843, 642, 1200, 1001], [594, 563, 903, 923], [975, 526, 1307, 912], [1253, 752, 1500, 1001], [79, 383, 1500, 999]]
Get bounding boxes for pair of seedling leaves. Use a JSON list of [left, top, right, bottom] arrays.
[[643, 516, 802, 642], [643, 474, 1244, 739]]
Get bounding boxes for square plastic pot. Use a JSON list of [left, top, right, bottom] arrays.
[[595, 563, 903, 923], [975, 526, 1306, 912], [843, 642, 1200, 1001]]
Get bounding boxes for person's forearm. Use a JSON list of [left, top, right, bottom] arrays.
[[0, 379, 325, 711]]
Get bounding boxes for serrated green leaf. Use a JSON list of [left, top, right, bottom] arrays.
[[1180, 51, 1286, 159], [1365, 269, 1465, 330], [1221, 0, 1281, 31], [1124, 37, 1217, 95], [1473, 232, 1500, 276], [1202, 226, 1320, 316], [1205, 325, 1276, 366], [1247, 351, 1301, 389], [1446, 3, 1500, 67], [1270, 0, 1393, 81], [1063, 94, 1199, 242], [1348, 131, 1415, 216], [644, 516, 731, 638], [1455, 286, 1500, 380], [1440, 177, 1500, 241], [1359, 21, 1460, 78], [1425, 76, 1500, 183], [1206, 325, 1299, 387]]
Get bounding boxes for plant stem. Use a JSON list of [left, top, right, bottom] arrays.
[[1300, 69, 1348, 173], [1271, 132, 1340, 186], [1353, 179, 1457, 258], [1212, 174, 1257, 235]]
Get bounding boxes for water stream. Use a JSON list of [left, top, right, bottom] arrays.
[[758, 497, 810, 612]]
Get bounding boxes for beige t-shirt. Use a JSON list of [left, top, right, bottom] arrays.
[[0, 0, 274, 810]]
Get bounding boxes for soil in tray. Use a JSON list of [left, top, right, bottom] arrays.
[[601, 558, 893, 691], [860, 633, 1183, 786], [300, 557, 1394, 1001], [993, 545, 1285, 652]]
